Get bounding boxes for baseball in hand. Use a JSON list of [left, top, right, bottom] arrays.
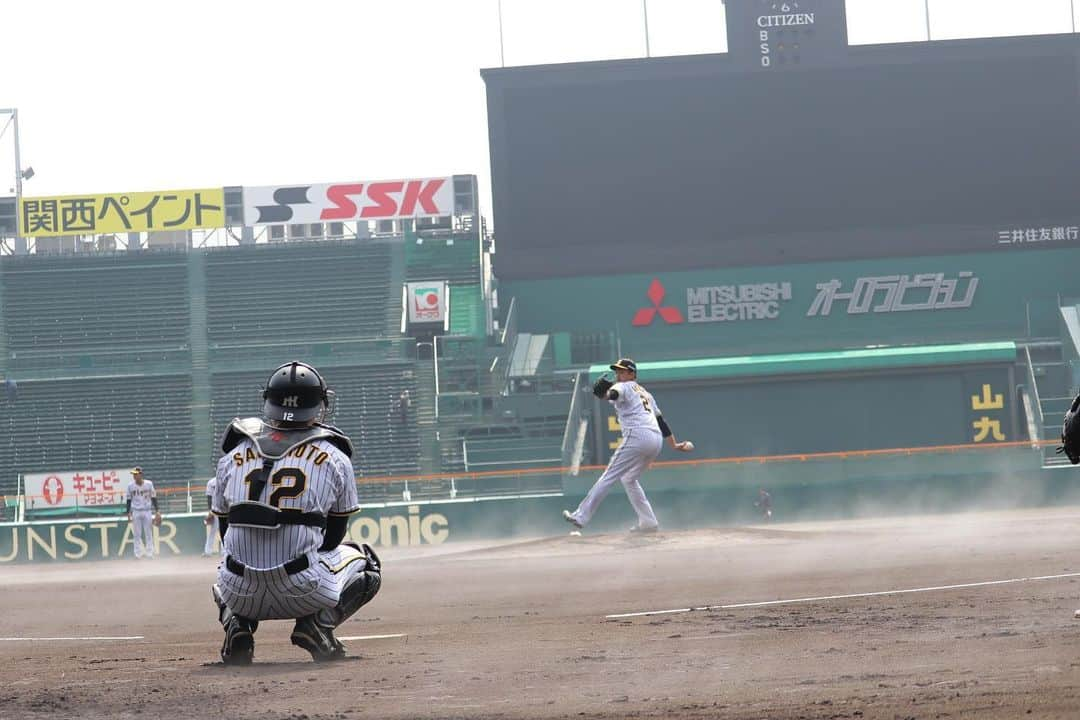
[[681, 440, 694, 451]]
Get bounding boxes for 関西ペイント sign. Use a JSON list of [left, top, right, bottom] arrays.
[[20, 188, 225, 237]]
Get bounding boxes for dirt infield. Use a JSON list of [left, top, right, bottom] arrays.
[[6, 507, 1080, 719]]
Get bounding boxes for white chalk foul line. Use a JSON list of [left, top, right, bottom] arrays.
[[0, 636, 145, 641], [336, 633, 407, 641], [605, 571, 1080, 619]]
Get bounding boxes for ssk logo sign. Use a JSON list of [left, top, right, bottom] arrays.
[[244, 177, 453, 226], [632, 279, 684, 326]]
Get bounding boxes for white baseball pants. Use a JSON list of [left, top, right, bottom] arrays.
[[216, 544, 370, 621], [569, 427, 662, 529], [204, 516, 220, 555], [130, 510, 155, 558]]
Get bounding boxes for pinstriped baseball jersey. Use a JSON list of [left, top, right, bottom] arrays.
[[126, 480, 156, 511], [212, 437, 359, 570], [610, 381, 661, 435]]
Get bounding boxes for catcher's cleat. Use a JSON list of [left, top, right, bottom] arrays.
[[291, 615, 347, 662], [562, 510, 583, 529], [220, 615, 256, 666], [213, 584, 257, 666]]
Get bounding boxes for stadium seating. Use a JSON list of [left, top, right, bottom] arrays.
[[449, 283, 484, 337], [404, 234, 481, 285], [1, 250, 190, 372], [204, 240, 397, 357], [0, 374, 195, 500], [0, 235, 484, 508]]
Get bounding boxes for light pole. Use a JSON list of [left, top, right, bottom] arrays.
[[0, 108, 27, 253], [497, 0, 505, 67], [643, 0, 651, 57]]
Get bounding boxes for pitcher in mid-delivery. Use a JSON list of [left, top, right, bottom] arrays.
[[564, 358, 693, 534]]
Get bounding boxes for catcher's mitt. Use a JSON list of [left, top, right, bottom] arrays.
[[1057, 393, 1080, 464], [153, 513, 163, 527], [592, 375, 614, 398]]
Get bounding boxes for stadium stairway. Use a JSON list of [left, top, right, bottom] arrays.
[[1021, 339, 1073, 467], [410, 358, 440, 475]]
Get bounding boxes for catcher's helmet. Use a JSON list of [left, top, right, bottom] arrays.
[[262, 361, 329, 425]]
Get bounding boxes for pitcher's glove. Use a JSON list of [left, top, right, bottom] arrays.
[[1057, 393, 1080, 464], [592, 375, 614, 398]]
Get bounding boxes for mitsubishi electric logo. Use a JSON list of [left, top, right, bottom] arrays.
[[632, 279, 684, 326], [687, 282, 792, 322], [281, 396, 299, 408], [633, 278, 792, 327]]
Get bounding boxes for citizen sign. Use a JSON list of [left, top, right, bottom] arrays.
[[758, 12, 815, 27], [806, 272, 978, 317], [687, 282, 793, 323]]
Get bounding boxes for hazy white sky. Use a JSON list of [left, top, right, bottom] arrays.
[[2, 0, 1078, 220]]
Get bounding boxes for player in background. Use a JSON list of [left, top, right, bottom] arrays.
[[210, 361, 382, 665], [203, 476, 220, 557], [755, 488, 773, 522], [125, 467, 159, 559], [563, 358, 693, 534]]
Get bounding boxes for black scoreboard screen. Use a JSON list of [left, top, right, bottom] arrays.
[[482, 23, 1080, 280]]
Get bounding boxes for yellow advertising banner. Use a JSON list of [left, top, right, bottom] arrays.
[[19, 188, 226, 237]]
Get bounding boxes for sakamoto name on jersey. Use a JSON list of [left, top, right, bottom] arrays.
[[231, 443, 330, 467]]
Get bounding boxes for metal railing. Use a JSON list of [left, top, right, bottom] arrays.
[[560, 370, 589, 473], [461, 437, 562, 472], [1019, 385, 1042, 451], [432, 336, 441, 420], [210, 336, 409, 367], [1022, 344, 1046, 443], [499, 295, 518, 348]]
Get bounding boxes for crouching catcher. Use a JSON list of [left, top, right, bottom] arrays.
[[210, 361, 383, 664]]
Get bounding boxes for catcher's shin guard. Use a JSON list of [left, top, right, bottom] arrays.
[[315, 544, 382, 628]]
